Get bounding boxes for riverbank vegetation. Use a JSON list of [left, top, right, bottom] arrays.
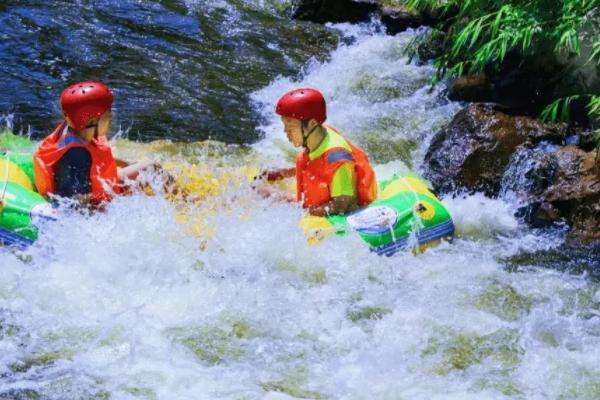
[[404, 0, 600, 142]]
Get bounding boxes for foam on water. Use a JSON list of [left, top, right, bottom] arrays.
[[251, 24, 460, 168], [1, 19, 599, 400]]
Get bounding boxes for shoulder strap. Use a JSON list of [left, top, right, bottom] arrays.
[[325, 148, 354, 164]]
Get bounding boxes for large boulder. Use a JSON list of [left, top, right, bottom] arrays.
[[501, 145, 600, 242], [447, 49, 600, 123], [292, 0, 377, 24], [448, 74, 493, 103], [404, 28, 446, 65], [423, 103, 567, 196], [377, 6, 422, 35]]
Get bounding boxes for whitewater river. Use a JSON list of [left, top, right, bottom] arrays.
[[1, 1, 600, 399]]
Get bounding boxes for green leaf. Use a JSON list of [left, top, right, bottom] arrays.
[[491, 6, 506, 36], [541, 100, 560, 122], [541, 96, 581, 122], [556, 28, 581, 55], [588, 96, 600, 116], [468, 18, 485, 48], [590, 41, 600, 63]]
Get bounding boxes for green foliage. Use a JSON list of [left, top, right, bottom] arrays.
[[591, 39, 600, 62], [406, 0, 600, 144], [541, 95, 582, 122]]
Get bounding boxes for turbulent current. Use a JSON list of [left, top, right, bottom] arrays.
[[1, 2, 600, 400]]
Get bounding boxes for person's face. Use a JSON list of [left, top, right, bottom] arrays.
[[282, 116, 304, 147]]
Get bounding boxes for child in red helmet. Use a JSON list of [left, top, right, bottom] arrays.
[[260, 88, 377, 217], [34, 81, 167, 205]]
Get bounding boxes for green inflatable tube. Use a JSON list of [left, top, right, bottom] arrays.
[[0, 147, 56, 248], [304, 173, 455, 255]]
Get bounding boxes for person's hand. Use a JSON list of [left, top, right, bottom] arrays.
[[147, 162, 180, 197], [255, 167, 295, 182], [253, 183, 295, 203], [254, 183, 274, 199]]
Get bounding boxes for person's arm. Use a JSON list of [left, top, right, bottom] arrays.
[[308, 163, 358, 217], [258, 167, 295, 182], [118, 160, 178, 196], [308, 195, 357, 217], [252, 167, 296, 201], [115, 158, 131, 168]]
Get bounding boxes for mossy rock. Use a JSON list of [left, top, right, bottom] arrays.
[[474, 377, 523, 397], [12, 350, 71, 373], [260, 380, 324, 399], [378, 0, 408, 8], [260, 369, 325, 400], [558, 368, 600, 400], [350, 74, 405, 102], [0, 389, 41, 400], [263, 0, 295, 15], [474, 282, 533, 321], [423, 328, 523, 375], [93, 390, 112, 400], [347, 306, 391, 322], [276, 258, 328, 286], [124, 387, 157, 400], [349, 72, 429, 103], [557, 287, 600, 319], [358, 132, 417, 166], [404, 29, 446, 64], [172, 319, 257, 365]]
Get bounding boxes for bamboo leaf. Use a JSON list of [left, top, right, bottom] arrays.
[[541, 100, 561, 122], [561, 97, 571, 122], [588, 96, 600, 115], [590, 41, 600, 63], [491, 6, 506, 36], [468, 18, 485, 48]]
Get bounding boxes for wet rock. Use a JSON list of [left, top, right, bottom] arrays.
[[292, 0, 377, 24], [482, 48, 600, 122], [501, 145, 600, 241], [378, 6, 422, 35], [405, 29, 446, 65], [576, 130, 599, 152], [448, 74, 493, 103], [545, 147, 600, 242], [502, 241, 600, 280], [501, 145, 560, 201], [0, 389, 40, 400], [423, 103, 567, 196]]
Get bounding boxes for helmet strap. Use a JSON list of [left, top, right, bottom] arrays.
[[301, 121, 320, 150], [85, 122, 100, 139]]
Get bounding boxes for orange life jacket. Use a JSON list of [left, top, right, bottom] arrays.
[[295, 126, 377, 208], [34, 122, 121, 204]]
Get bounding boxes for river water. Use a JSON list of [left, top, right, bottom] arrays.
[[1, 1, 600, 399]]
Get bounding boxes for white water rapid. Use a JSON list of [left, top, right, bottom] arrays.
[[1, 19, 599, 400]]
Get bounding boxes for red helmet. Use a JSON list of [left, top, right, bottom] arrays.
[[275, 88, 327, 124], [60, 81, 113, 131]]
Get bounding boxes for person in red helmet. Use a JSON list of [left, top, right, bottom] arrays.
[[34, 81, 166, 205], [259, 88, 377, 217]]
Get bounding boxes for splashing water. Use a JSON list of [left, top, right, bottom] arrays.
[[1, 14, 599, 400]]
